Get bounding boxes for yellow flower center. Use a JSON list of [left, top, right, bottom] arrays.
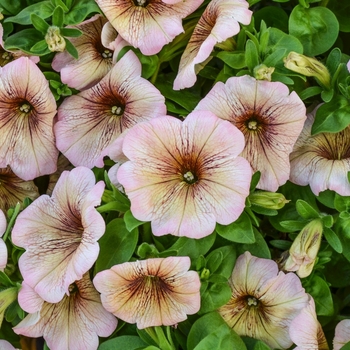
[[111, 105, 123, 115], [247, 296, 258, 307], [183, 171, 197, 184], [248, 120, 258, 130], [102, 49, 113, 59], [19, 103, 31, 114]]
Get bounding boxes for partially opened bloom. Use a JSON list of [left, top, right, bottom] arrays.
[[219, 251, 308, 349], [333, 319, 350, 350], [195, 75, 306, 191], [55, 50, 166, 168], [289, 296, 329, 349], [12, 167, 105, 303], [0, 209, 7, 271], [117, 111, 252, 238], [290, 105, 350, 196], [14, 274, 117, 350], [173, 0, 252, 90], [93, 256, 200, 329], [95, 0, 203, 55], [52, 15, 125, 90], [0, 166, 39, 212], [0, 57, 58, 180]]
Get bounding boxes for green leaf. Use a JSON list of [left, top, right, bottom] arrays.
[[216, 51, 246, 69], [64, 0, 101, 25], [123, 210, 146, 232], [323, 227, 342, 253], [321, 215, 333, 228], [98, 336, 147, 350], [52, 5, 64, 27], [245, 39, 260, 72], [335, 216, 350, 263], [316, 190, 336, 209], [4, 28, 44, 54], [299, 86, 322, 101], [279, 220, 306, 232], [216, 211, 255, 244], [64, 38, 78, 58], [4, 1, 55, 25], [250, 171, 261, 192], [30, 40, 50, 55], [0, 0, 23, 15], [0, 271, 15, 287], [205, 250, 223, 274], [53, 0, 69, 12], [60, 28, 82, 37], [207, 246, 236, 279], [295, 199, 319, 219], [30, 13, 49, 34], [199, 282, 232, 314], [326, 47, 342, 76], [328, 0, 350, 32], [340, 342, 350, 350], [237, 228, 271, 259], [254, 6, 289, 32], [269, 240, 292, 250], [311, 95, 350, 134], [94, 218, 138, 273], [321, 89, 334, 103], [289, 5, 339, 56], [334, 194, 350, 212]]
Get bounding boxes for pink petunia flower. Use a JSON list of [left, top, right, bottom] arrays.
[[195, 75, 306, 191], [290, 104, 350, 196], [333, 319, 350, 350], [95, 0, 203, 55], [0, 210, 7, 271], [93, 256, 200, 329], [289, 296, 329, 349], [117, 111, 252, 238], [219, 251, 309, 349], [0, 57, 58, 180], [55, 50, 166, 168], [11, 167, 105, 303], [173, 0, 252, 90], [14, 274, 117, 350], [52, 15, 127, 90]]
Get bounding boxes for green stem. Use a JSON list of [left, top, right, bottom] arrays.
[[97, 202, 122, 213], [154, 326, 174, 350], [166, 326, 176, 349], [3, 203, 21, 242], [150, 60, 162, 85], [144, 327, 159, 344]]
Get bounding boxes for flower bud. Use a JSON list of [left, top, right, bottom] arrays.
[[284, 219, 323, 278], [253, 64, 275, 82], [284, 52, 330, 89], [0, 287, 18, 327], [45, 26, 66, 52], [249, 191, 290, 210]]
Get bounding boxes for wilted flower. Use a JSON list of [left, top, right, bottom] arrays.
[[52, 15, 125, 90], [284, 52, 330, 89], [0, 166, 39, 212], [289, 296, 329, 349], [55, 50, 166, 168], [195, 75, 306, 191], [45, 26, 66, 52], [290, 105, 350, 196], [93, 256, 200, 329], [0, 209, 7, 271], [173, 0, 252, 90], [333, 319, 350, 350], [95, 0, 203, 55], [14, 274, 117, 350], [283, 219, 323, 278], [12, 167, 105, 303], [117, 111, 252, 238], [0, 57, 58, 180], [219, 251, 308, 349], [253, 64, 275, 81]]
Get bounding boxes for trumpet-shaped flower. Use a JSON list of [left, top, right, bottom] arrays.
[[0, 57, 58, 180], [173, 0, 252, 90], [11, 167, 105, 303], [93, 256, 200, 329], [95, 0, 203, 55], [290, 105, 350, 196], [195, 75, 306, 191], [55, 50, 166, 168], [333, 319, 350, 350], [219, 251, 308, 349], [14, 274, 117, 350], [117, 111, 252, 238], [0, 166, 39, 212], [0, 209, 7, 271], [52, 15, 125, 90], [289, 296, 329, 350]]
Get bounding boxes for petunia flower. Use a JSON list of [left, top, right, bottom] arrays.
[[290, 104, 350, 196], [0, 166, 39, 212], [46, 155, 73, 196], [0, 57, 58, 181], [117, 111, 252, 238], [55, 50, 166, 168], [14, 274, 117, 350], [173, 0, 252, 90], [52, 15, 127, 90], [95, 0, 203, 55], [333, 319, 350, 350], [93, 256, 200, 329], [195, 75, 306, 191], [289, 296, 329, 350], [11, 167, 105, 303], [219, 251, 309, 349], [0, 209, 7, 271]]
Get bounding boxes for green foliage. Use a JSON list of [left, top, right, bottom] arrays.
[[98, 336, 147, 350]]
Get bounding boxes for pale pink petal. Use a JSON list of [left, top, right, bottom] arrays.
[[334, 319, 350, 350], [0, 209, 6, 236], [347, 60, 350, 73], [196, 75, 306, 191], [94, 256, 200, 329], [18, 281, 44, 314], [174, 0, 252, 90], [0, 57, 58, 180], [96, 0, 203, 55], [0, 340, 19, 350], [101, 21, 118, 50], [55, 50, 166, 168], [12, 167, 105, 303]]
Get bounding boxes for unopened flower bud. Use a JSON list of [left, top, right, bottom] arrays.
[[284, 219, 323, 278], [0, 287, 18, 327], [45, 26, 66, 52], [249, 191, 290, 210], [254, 64, 275, 82], [284, 52, 330, 89]]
